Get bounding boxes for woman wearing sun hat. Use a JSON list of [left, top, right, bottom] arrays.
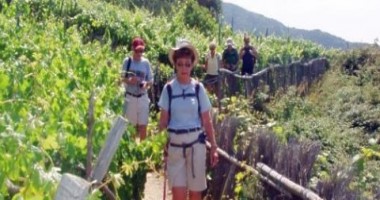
[[158, 39, 219, 200]]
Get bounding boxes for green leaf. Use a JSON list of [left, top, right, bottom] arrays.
[[18, 107, 28, 118], [41, 135, 59, 151], [0, 73, 9, 90], [74, 136, 87, 153], [110, 173, 125, 189]]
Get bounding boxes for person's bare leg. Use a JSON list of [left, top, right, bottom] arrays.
[[210, 84, 215, 95], [172, 187, 187, 200], [137, 125, 147, 140], [189, 191, 202, 200], [206, 84, 212, 93]]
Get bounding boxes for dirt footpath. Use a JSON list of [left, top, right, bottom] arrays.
[[143, 172, 171, 200]]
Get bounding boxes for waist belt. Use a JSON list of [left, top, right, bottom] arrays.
[[125, 92, 144, 98], [169, 133, 206, 178], [167, 127, 202, 134]]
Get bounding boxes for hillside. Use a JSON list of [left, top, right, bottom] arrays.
[[222, 2, 367, 49], [268, 48, 380, 199]]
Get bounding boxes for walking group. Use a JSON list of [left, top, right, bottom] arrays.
[[120, 35, 257, 200]]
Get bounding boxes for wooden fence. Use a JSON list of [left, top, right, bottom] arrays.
[[218, 58, 329, 97]]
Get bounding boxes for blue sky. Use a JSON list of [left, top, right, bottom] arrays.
[[223, 0, 380, 44]]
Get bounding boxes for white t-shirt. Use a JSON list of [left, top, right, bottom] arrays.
[[121, 57, 153, 95], [206, 52, 221, 75]]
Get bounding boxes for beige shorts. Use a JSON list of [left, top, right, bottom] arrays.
[[167, 130, 207, 191], [123, 93, 150, 125]]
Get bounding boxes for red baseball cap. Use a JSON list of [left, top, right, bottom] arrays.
[[132, 37, 145, 50]]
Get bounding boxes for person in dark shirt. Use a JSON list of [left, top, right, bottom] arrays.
[[222, 38, 239, 72], [239, 34, 258, 75]]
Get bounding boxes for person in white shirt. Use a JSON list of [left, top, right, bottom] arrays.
[[203, 41, 222, 98]]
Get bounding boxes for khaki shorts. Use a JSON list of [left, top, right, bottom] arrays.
[[167, 130, 207, 191], [203, 74, 219, 88], [123, 93, 150, 125]]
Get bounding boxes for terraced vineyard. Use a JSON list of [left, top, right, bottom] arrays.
[[1, 0, 379, 199]]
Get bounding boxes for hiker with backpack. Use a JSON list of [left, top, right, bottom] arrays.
[[239, 34, 258, 75], [222, 37, 239, 72], [158, 39, 219, 200], [202, 41, 222, 98], [222, 37, 239, 96], [121, 37, 153, 141]]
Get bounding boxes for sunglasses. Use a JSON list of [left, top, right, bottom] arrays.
[[134, 49, 145, 53]]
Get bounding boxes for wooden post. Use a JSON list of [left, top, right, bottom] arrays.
[[55, 116, 127, 200], [257, 163, 323, 200], [91, 116, 128, 183], [86, 91, 95, 179], [221, 164, 236, 199], [54, 173, 91, 200]]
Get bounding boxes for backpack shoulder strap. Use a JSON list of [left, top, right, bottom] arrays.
[[124, 57, 132, 78], [195, 82, 201, 121], [167, 83, 173, 124], [126, 57, 132, 71]]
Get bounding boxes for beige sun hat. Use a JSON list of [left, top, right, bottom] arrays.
[[209, 41, 217, 49], [168, 39, 199, 66]]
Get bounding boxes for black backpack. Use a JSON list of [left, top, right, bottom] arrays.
[[166, 82, 201, 123]]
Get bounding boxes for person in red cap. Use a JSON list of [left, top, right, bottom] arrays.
[[121, 37, 153, 141]]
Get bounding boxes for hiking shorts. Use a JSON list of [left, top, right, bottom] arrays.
[[123, 93, 150, 125], [167, 130, 207, 191], [203, 74, 219, 88]]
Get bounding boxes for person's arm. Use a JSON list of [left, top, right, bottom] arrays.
[[201, 110, 218, 167], [252, 46, 258, 59], [142, 81, 152, 89], [204, 54, 209, 72], [142, 61, 154, 89], [159, 109, 169, 132], [222, 50, 227, 69], [218, 53, 223, 70], [239, 47, 245, 59], [158, 86, 170, 157], [198, 84, 218, 167], [158, 84, 170, 131]]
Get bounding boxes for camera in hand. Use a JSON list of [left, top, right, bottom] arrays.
[[138, 80, 146, 88]]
